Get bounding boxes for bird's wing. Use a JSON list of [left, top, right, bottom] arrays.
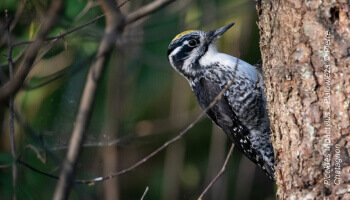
[[224, 74, 275, 178], [193, 77, 274, 180]]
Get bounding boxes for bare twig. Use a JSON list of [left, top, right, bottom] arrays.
[[125, 0, 177, 24], [197, 143, 234, 200], [0, 164, 12, 168], [5, 10, 18, 200], [49, 138, 123, 151], [11, 13, 104, 48], [0, 48, 26, 69], [12, 0, 130, 48], [17, 160, 59, 180], [53, 0, 125, 199], [0, 0, 64, 102], [32, 39, 59, 67], [22, 144, 47, 164], [140, 186, 149, 200], [0, 0, 26, 47], [12, 108, 62, 165], [74, 0, 100, 22]]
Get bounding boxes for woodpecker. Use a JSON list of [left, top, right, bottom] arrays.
[[167, 23, 275, 180]]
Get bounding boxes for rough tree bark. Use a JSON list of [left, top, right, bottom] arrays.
[[257, 0, 350, 199]]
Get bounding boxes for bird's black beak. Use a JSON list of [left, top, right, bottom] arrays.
[[207, 22, 235, 42]]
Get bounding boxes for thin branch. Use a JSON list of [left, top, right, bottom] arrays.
[[48, 127, 191, 151], [49, 138, 123, 151], [125, 0, 177, 24], [22, 144, 47, 164], [0, 0, 64, 102], [0, 164, 12, 168], [0, 47, 26, 69], [12, 108, 63, 165], [32, 39, 59, 67], [11, 13, 104, 48], [140, 186, 149, 200], [197, 143, 234, 200], [12, 0, 130, 48], [74, 0, 101, 22], [5, 10, 18, 200], [0, 0, 26, 47], [53, 0, 124, 199], [17, 160, 59, 180]]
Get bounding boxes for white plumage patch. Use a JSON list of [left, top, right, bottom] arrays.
[[168, 46, 181, 68], [199, 43, 258, 84]]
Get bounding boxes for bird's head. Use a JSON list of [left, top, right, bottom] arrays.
[[167, 22, 234, 79]]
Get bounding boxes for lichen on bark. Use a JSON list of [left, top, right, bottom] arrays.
[[256, 0, 350, 199]]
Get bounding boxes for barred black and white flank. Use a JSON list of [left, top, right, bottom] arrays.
[[167, 23, 275, 180]]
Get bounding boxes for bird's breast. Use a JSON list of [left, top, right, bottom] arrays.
[[199, 52, 258, 83]]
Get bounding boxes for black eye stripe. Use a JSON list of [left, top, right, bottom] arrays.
[[181, 44, 195, 53], [168, 35, 200, 57]]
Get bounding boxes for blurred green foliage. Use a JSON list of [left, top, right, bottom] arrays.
[[0, 0, 275, 199]]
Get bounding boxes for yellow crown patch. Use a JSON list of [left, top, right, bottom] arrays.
[[172, 30, 196, 42]]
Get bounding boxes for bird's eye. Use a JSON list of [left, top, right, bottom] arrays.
[[188, 39, 197, 47]]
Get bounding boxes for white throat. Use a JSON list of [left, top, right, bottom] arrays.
[[199, 44, 259, 83]]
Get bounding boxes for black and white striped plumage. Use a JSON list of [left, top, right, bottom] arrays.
[[167, 23, 275, 180]]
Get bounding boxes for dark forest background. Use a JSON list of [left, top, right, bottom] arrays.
[[0, 0, 275, 199]]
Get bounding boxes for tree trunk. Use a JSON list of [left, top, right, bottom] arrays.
[[256, 0, 350, 199]]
